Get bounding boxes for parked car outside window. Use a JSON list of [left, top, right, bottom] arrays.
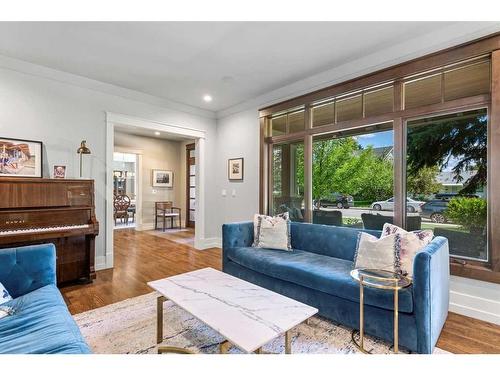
[[314, 193, 353, 209], [371, 197, 425, 213], [420, 200, 449, 223]]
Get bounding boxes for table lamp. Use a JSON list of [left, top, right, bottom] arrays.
[[77, 140, 91, 178]]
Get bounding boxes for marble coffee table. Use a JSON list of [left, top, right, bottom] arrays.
[[148, 267, 318, 354]]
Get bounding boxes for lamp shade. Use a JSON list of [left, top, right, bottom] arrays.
[[77, 140, 91, 155]]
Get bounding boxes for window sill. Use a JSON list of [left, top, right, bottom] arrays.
[[450, 261, 500, 284]]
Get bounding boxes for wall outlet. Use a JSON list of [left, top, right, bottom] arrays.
[[152, 189, 157, 194], [221, 189, 227, 197], [231, 189, 236, 197]]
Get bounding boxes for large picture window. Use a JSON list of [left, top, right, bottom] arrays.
[[260, 37, 500, 283], [406, 109, 488, 261], [312, 124, 394, 228]]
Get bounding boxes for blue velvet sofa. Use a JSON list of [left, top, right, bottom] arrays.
[[0, 244, 91, 354], [222, 221, 450, 354]]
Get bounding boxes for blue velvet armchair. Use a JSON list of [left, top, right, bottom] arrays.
[[0, 244, 91, 354], [222, 221, 450, 354]]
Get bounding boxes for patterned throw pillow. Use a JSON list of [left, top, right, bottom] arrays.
[[381, 223, 434, 278], [253, 212, 291, 251], [0, 282, 12, 305], [353, 232, 400, 273]]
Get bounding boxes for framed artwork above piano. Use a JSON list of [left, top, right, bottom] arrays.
[[0, 137, 43, 178], [0, 177, 99, 286]]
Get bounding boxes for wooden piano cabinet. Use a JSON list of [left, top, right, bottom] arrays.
[[56, 235, 96, 284], [0, 178, 99, 286]]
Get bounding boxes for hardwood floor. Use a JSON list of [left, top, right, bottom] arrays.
[[60, 228, 220, 315], [60, 228, 500, 354]]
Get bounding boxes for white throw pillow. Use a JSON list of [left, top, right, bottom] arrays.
[[381, 223, 433, 278], [0, 282, 12, 305], [353, 232, 399, 273], [253, 212, 289, 244], [253, 213, 291, 251]]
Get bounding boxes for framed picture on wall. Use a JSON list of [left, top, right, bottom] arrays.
[[152, 169, 173, 188], [228, 158, 244, 181], [0, 137, 43, 178], [53, 165, 66, 179]]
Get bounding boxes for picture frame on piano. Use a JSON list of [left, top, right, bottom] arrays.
[[53, 165, 66, 179], [0, 137, 43, 178]]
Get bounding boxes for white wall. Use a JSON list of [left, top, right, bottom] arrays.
[[0, 64, 218, 270], [215, 109, 260, 239]]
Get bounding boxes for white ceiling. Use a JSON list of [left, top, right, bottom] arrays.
[[0, 22, 497, 113]]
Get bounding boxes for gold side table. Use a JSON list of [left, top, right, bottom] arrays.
[[350, 268, 412, 354]]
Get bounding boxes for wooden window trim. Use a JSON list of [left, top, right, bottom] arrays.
[[265, 94, 489, 144], [259, 32, 500, 284], [259, 33, 499, 117]]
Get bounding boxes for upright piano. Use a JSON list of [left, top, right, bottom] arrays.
[[0, 178, 99, 285]]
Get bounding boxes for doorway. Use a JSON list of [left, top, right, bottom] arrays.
[[105, 112, 208, 270], [186, 143, 196, 228]]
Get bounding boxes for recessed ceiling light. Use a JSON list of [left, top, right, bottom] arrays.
[[154, 131, 161, 136], [203, 94, 213, 102]]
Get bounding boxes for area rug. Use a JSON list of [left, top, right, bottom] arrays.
[[74, 292, 449, 354]]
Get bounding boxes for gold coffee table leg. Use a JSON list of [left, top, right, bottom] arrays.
[[156, 295, 195, 354], [157, 296, 166, 344], [285, 330, 292, 354], [220, 340, 232, 354], [254, 347, 263, 354], [158, 346, 195, 354], [394, 282, 399, 354]]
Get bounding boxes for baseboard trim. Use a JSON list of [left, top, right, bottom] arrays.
[[136, 223, 155, 231], [136, 223, 188, 231], [194, 237, 222, 250], [95, 256, 108, 271], [203, 237, 222, 248], [449, 290, 500, 325]]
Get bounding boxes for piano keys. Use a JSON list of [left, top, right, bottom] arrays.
[[0, 178, 99, 285]]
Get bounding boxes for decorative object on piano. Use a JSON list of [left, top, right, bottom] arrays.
[[76, 140, 91, 178], [53, 165, 67, 179], [0, 137, 42, 178], [228, 157, 244, 181], [152, 169, 173, 188]]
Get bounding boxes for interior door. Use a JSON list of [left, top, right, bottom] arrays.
[[186, 143, 195, 228]]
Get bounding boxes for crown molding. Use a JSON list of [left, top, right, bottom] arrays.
[[0, 54, 216, 120]]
